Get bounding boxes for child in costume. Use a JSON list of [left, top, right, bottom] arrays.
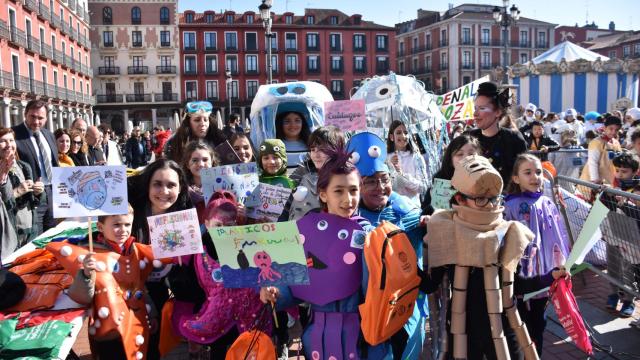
[[260, 148, 393, 359], [579, 114, 623, 199], [169, 191, 267, 359], [258, 139, 295, 189], [503, 154, 570, 355], [386, 120, 430, 205], [46, 205, 158, 360], [181, 141, 219, 223], [424, 154, 538, 360]]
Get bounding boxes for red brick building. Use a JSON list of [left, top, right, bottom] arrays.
[[178, 8, 395, 118]]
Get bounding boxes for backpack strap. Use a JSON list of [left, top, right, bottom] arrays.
[[379, 229, 405, 290]]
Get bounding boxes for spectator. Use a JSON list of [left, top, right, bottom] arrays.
[[467, 81, 527, 183], [624, 107, 640, 147], [516, 103, 537, 129], [152, 125, 171, 159], [125, 126, 150, 169], [71, 117, 88, 137], [98, 124, 123, 165], [386, 120, 429, 205], [525, 121, 559, 161], [222, 113, 244, 139], [534, 108, 546, 122], [579, 115, 623, 199], [68, 129, 90, 166], [85, 126, 106, 165], [562, 108, 585, 144], [11, 99, 59, 234], [584, 111, 603, 134], [54, 128, 75, 166]]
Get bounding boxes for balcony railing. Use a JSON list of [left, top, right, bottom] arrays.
[[461, 62, 475, 70], [9, 26, 28, 48], [535, 41, 549, 49], [307, 66, 320, 74], [480, 63, 493, 70], [127, 66, 148, 75], [96, 94, 124, 103], [0, 21, 9, 41], [27, 35, 40, 53], [439, 63, 449, 70], [353, 66, 366, 74], [24, 0, 38, 12], [285, 68, 299, 75], [156, 65, 176, 74], [461, 38, 474, 45], [439, 39, 448, 47], [126, 94, 151, 103], [132, 41, 143, 48], [376, 47, 388, 53], [53, 49, 64, 64], [183, 45, 196, 51], [40, 43, 52, 58], [354, 46, 367, 52], [51, 13, 62, 30], [98, 66, 120, 75], [329, 46, 342, 52], [204, 67, 218, 75], [160, 41, 171, 47], [68, 0, 76, 12], [38, 3, 50, 22], [204, 45, 217, 51], [330, 65, 344, 74], [183, 68, 197, 75], [245, 69, 259, 75], [225, 46, 238, 52], [154, 93, 178, 102], [514, 40, 531, 48]]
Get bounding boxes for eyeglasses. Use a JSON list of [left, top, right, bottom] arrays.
[[72, 141, 83, 145], [185, 101, 213, 114], [459, 193, 503, 207], [362, 176, 392, 190]]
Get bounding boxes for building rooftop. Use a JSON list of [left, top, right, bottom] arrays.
[[584, 31, 640, 50]]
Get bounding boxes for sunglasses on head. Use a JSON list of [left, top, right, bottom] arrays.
[[185, 101, 213, 114]]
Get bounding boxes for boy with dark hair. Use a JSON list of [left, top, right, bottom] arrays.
[[524, 120, 559, 161]]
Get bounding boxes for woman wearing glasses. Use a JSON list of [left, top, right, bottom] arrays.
[[54, 128, 75, 167], [67, 129, 90, 167], [164, 101, 226, 163]]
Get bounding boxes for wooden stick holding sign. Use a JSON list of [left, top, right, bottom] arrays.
[[87, 217, 93, 252]]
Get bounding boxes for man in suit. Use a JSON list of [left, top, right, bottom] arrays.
[[85, 126, 106, 165], [12, 99, 59, 234]]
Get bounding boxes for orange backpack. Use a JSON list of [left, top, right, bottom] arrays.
[[225, 330, 276, 360], [359, 221, 421, 345]]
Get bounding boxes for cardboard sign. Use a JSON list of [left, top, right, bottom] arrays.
[[324, 99, 367, 131], [435, 76, 489, 122], [245, 183, 292, 222], [147, 208, 203, 259], [51, 165, 128, 218], [208, 221, 309, 288], [200, 163, 259, 204], [431, 178, 455, 210]]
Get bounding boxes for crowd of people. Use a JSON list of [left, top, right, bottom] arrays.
[[1, 79, 640, 360]]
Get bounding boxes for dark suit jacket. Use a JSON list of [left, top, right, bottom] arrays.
[[12, 123, 59, 180]]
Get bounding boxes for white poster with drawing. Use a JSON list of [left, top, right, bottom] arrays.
[[51, 165, 128, 218]]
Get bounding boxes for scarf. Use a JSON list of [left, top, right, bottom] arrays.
[[96, 233, 136, 255]]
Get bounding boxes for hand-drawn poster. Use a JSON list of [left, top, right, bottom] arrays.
[[200, 163, 259, 204], [245, 183, 292, 222], [431, 178, 455, 210], [208, 221, 309, 288], [51, 166, 127, 218], [324, 99, 367, 131], [435, 76, 489, 122], [147, 208, 203, 259]]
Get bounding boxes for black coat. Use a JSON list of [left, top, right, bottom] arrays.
[[11, 123, 59, 180]]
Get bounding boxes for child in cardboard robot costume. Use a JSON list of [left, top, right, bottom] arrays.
[[424, 154, 539, 360]]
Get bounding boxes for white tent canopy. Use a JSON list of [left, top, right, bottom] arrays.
[[531, 41, 609, 64]]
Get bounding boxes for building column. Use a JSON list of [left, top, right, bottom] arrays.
[[123, 109, 130, 133], [18, 100, 28, 124], [151, 108, 157, 128], [57, 106, 64, 130], [2, 98, 11, 128], [47, 105, 54, 132]]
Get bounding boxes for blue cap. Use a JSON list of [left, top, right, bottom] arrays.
[[585, 111, 600, 122], [346, 132, 388, 177]]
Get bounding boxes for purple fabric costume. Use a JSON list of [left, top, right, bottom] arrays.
[[171, 253, 269, 344], [504, 192, 571, 279]]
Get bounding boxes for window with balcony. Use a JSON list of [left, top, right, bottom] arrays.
[[184, 56, 196, 74], [426, 56, 431, 69], [331, 56, 343, 72], [441, 77, 448, 93], [206, 80, 218, 100], [285, 33, 297, 50], [205, 55, 217, 74], [412, 37, 418, 52], [204, 32, 217, 50], [132, 56, 143, 67], [520, 53, 528, 64], [412, 58, 418, 72], [520, 30, 528, 47], [462, 28, 471, 45], [331, 80, 343, 96], [185, 81, 197, 100], [246, 54, 258, 73], [354, 56, 365, 73], [267, 33, 278, 50], [267, 54, 278, 72], [376, 35, 388, 51], [330, 16, 338, 25], [462, 51, 472, 69], [307, 55, 319, 72], [226, 55, 238, 73], [104, 56, 115, 67], [205, 13, 214, 23], [306, 33, 319, 50], [354, 34, 365, 51], [228, 80, 239, 99], [481, 29, 490, 45], [286, 55, 297, 73], [307, 15, 314, 25], [245, 32, 257, 51], [225, 32, 238, 50], [440, 52, 448, 69], [103, 7, 112, 25], [609, 50, 617, 59], [376, 56, 389, 72], [131, 7, 141, 24], [330, 34, 342, 51], [185, 12, 194, 23], [537, 31, 546, 47], [183, 32, 195, 50], [482, 52, 490, 68], [440, 29, 448, 46], [132, 31, 142, 47], [399, 61, 405, 74], [399, 42, 404, 56], [160, 7, 170, 24], [426, 33, 432, 49], [103, 31, 113, 47], [160, 31, 170, 47], [285, 15, 293, 24], [247, 80, 258, 98]]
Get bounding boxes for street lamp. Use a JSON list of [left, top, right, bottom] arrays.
[[259, 0, 274, 84], [225, 68, 232, 117], [493, 0, 520, 84]]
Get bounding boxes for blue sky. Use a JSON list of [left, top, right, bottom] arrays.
[[179, 0, 638, 30]]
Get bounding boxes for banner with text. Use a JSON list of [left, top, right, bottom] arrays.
[[435, 75, 489, 122], [324, 99, 367, 131], [201, 163, 259, 204]]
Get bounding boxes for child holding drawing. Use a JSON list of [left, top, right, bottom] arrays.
[[503, 154, 571, 354], [386, 120, 430, 205], [46, 204, 158, 360], [181, 141, 219, 222]]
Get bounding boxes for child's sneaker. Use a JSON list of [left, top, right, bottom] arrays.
[[620, 301, 635, 318], [606, 294, 620, 310]]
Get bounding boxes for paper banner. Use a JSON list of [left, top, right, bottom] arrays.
[[147, 208, 203, 259], [51, 165, 128, 218], [208, 221, 309, 288], [324, 99, 367, 131], [431, 178, 455, 210], [245, 183, 292, 222], [435, 75, 489, 122], [200, 163, 259, 204]]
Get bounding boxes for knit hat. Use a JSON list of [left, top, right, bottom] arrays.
[[451, 155, 503, 197], [626, 107, 640, 121], [585, 111, 600, 122], [258, 139, 288, 176], [346, 132, 388, 177], [204, 190, 238, 226], [525, 103, 537, 113]]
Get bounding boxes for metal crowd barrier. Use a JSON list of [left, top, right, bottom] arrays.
[[550, 175, 640, 299]]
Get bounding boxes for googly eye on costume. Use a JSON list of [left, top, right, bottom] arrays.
[[260, 145, 266, 151], [337, 229, 349, 240], [276, 86, 288, 95], [273, 146, 281, 152], [291, 85, 306, 94], [211, 268, 223, 282], [368, 146, 381, 158], [317, 220, 328, 231], [349, 152, 360, 164]]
